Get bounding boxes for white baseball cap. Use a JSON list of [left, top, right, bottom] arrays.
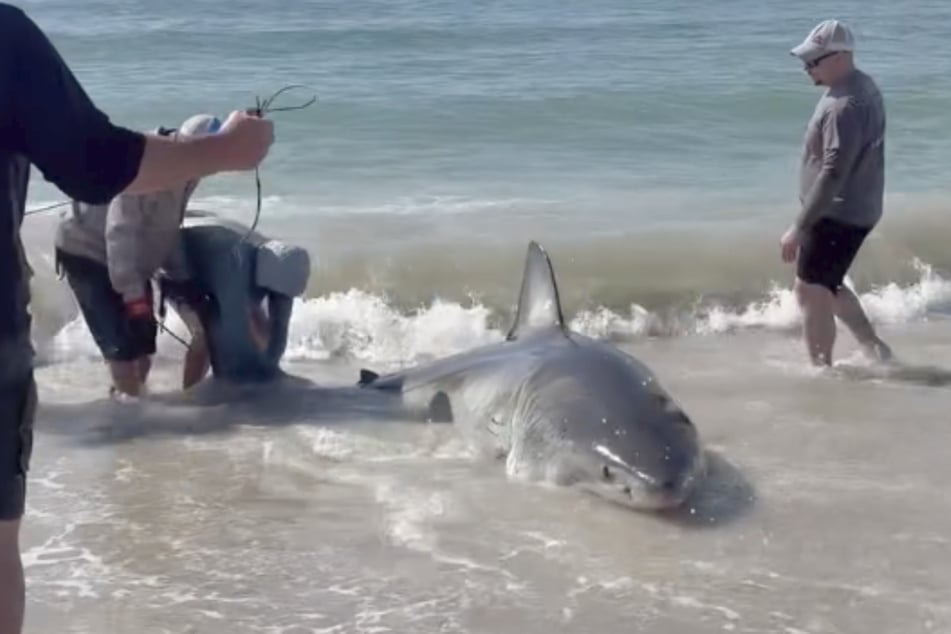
[[177, 113, 222, 137], [790, 19, 855, 64], [174, 114, 222, 198]]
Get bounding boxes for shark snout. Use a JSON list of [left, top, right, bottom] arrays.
[[602, 464, 679, 492], [599, 456, 701, 510]]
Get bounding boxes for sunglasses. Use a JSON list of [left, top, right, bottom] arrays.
[[804, 51, 838, 70]]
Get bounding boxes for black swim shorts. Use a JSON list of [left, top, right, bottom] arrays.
[[56, 249, 157, 362], [0, 372, 36, 520], [797, 217, 872, 293]]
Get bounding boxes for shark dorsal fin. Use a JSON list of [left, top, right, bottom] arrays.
[[506, 241, 566, 340]]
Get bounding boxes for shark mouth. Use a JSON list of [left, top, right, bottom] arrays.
[[591, 444, 701, 510]]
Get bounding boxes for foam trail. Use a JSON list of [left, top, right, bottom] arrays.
[[43, 260, 951, 368]]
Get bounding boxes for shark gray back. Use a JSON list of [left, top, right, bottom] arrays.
[[360, 241, 704, 510]]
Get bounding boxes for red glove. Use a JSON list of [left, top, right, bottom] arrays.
[[124, 297, 152, 319]]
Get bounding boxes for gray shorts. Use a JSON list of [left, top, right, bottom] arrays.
[[0, 371, 36, 520]]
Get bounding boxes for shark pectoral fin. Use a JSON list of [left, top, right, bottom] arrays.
[[486, 415, 510, 458], [487, 414, 504, 436], [426, 391, 454, 423], [358, 369, 380, 386]]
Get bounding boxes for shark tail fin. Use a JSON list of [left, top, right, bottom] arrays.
[[506, 241, 566, 340]]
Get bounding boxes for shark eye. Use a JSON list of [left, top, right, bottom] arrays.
[[655, 392, 679, 410]]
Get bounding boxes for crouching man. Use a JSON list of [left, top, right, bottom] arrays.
[[159, 212, 311, 385]]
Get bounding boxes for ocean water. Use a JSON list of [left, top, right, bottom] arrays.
[[14, 0, 951, 632]]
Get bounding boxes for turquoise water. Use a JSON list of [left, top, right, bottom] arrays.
[[17, 0, 951, 337], [21, 0, 951, 228]]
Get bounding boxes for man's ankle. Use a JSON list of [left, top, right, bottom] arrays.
[[862, 339, 893, 362]]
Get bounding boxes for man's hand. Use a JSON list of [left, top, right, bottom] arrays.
[[124, 296, 157, 354], [124, 297, 152, 320], [124, 109, 275, 195], [216, 110, 275, 172], [780, 225, 802, 263]]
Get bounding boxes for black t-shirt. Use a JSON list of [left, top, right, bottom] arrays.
[[0, 3, 146, 347]]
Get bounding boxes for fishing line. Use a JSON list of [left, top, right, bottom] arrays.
[[25, 86, 317, 351], [157, 319, 191, 349], [24, 200, 71, 216], [233, 84, 317, 255], [24, 84, 317, 233]]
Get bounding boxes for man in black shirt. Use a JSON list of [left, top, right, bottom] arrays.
[[0, 4, 276, 632]]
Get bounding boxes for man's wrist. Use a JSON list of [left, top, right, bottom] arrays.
[[194, 133, 235, 173], [793, 212, 813, 233]]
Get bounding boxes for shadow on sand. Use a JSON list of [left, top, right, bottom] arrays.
[[831, 358, 951, 388], [35, 373, 410, 447]]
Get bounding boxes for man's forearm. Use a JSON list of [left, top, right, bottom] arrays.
[[104, 198, 147, 301], [121, 133, 233, 196], [795, 169, 842, 231]]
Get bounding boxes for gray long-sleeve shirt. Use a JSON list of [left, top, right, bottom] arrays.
[[55, 181, 195, 301], [797, 68, 885, 230]]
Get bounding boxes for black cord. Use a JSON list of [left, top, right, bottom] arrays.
[[157, 319, 191, 349], [233, 84, 317, 255], [25, 88, 316, 353], [24, 200, 71, 216], [256, 84, 317, 114], [25, 85, 317, 232]]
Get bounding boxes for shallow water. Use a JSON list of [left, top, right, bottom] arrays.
[[23, 318, 951, 634]]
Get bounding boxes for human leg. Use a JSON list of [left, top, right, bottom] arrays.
[[0, 518, 23, 634], [0, 373, 36, 634], [795, 218, 880, 365], [106, 360, 145, 397], [161, 281, 213, 389], [248, 302, 270, 352], [177, 306, 210, 388], [795, 278, 837, 365], [833, 285, 893, 362], [57, 251, 155, 396]]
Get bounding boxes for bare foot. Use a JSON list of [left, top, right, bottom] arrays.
[[862, 339, 894, 364]]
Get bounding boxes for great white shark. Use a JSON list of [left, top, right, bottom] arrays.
[[358, 241, 706, 510]]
